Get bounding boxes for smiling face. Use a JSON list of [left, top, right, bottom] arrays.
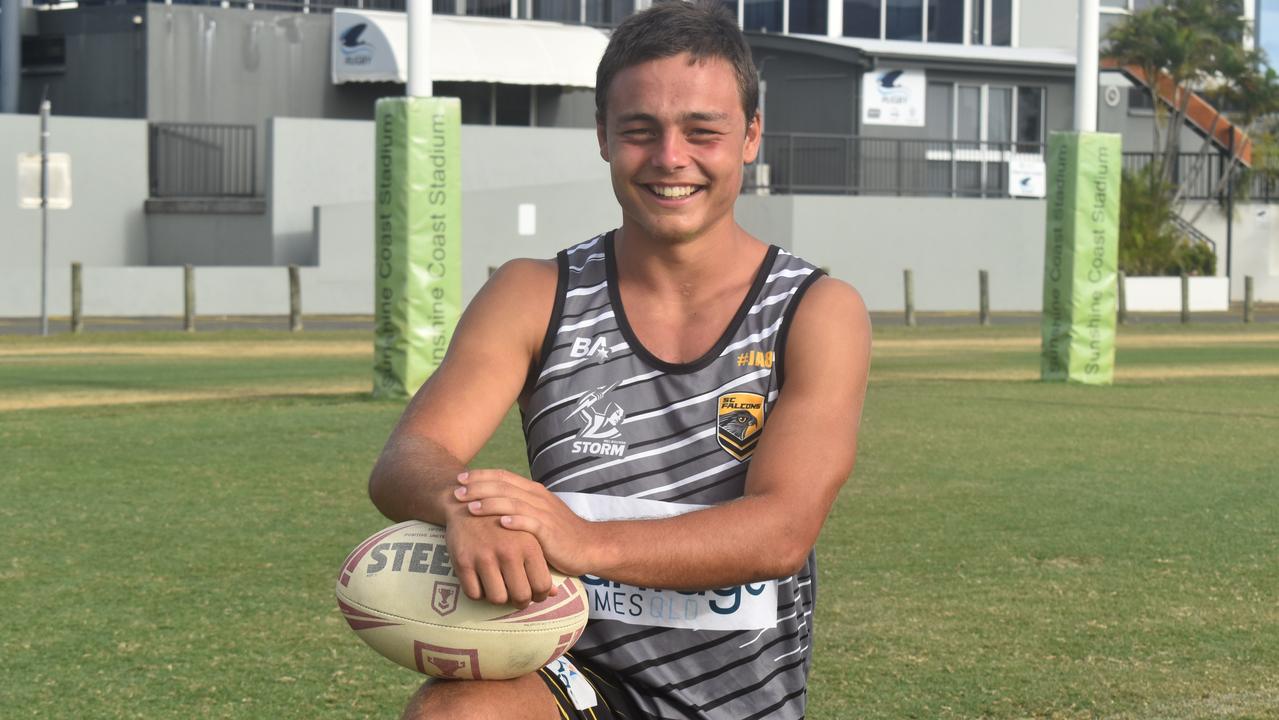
[[597, 53, 761, 247]]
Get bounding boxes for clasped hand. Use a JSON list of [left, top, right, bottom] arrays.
[[446, 469, 596, 608]]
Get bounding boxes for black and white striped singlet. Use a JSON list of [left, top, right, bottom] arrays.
[[522, 231, 825, 720]]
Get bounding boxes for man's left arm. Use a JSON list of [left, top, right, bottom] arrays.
[[457, 277, 871, 589]]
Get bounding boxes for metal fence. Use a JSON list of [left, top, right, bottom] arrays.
[[1120, 151, 1278, 203], [149, 123, 257, 198], [65, 0, 634, 24], [751, 133, 1278, 202], [751, 135, 1047, 197]]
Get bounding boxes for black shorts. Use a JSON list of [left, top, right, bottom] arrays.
[[537, 652, 647, 720]]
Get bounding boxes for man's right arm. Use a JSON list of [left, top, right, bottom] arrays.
[[367, 258, 558, 607]]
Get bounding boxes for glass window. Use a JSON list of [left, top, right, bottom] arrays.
[[1100, 0, 1127, 7], [927, 0, 964, 43], [435, 82, 493, 125], [1016, 86, 1044, 150], [790, 0, 828, 34], [467, 0, 512, 17], [433, 0, 458, 14], [886, 0, 924, 40], [991, 0, 1011, 45], [533, 0, 581, 23], [586, 0, 634, 26], [744, 0, 783, 32], [970, 0, 983, 43], [844, 0, 880, 37], [1127, 86, 1154, 112], [926, 82, 953, 139], [957, 85, 981, 141], [988, 86, 1012, 143], [496, 84, 532, 126]]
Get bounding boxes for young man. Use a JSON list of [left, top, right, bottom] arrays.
[[367, 1, 870, 717]]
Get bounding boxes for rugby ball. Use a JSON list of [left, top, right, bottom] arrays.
[[335, 520, 588, 680]]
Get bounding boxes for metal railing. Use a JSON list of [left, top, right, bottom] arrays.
[[750, 134, 1047, 197], [149, 122, 257, 198], [64, 0, 635, 24], [749, 134, 1279, 202], [1121, 151, 1277, 203]]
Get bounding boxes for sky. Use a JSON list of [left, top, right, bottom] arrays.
[[1262, 0, 1279, 66]]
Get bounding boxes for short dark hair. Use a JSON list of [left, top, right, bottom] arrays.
[[595, 0, 759, 124]]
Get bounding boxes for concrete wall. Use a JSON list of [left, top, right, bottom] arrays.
[[146, 202, 272, 266], [265, 121, 611, 269], [1019, 2, 1077, 51], [781, 195, 1048, 311], [0, 113, 149, 315]]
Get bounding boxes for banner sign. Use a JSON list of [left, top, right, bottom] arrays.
[[373, 97, 462, 399], [861, 68, 926, 127], [1041, 132, 1121, 384], [1009, 157, 1046, 198], [333, 10, 408, 84]]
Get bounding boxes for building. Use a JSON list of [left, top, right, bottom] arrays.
[[1, 0, 1274, 314]]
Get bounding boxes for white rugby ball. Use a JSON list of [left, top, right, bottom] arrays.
[[335, 520, 588, 680]]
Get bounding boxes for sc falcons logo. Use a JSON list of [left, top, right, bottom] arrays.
[[339, 23, 374, 65]]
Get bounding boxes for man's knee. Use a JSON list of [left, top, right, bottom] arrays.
[[401, 675, 558, 720]]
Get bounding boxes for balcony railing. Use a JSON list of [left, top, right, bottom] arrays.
[[63, 0, 635, 25], [149, 122, 257, 198], [751, 133, 1274, 202], [751, 134, 1047, 197]]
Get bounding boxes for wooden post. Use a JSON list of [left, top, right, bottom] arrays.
[[1244, 275, 1254, 324], [183, 264, 195, 332], [978, 269, 990, 326], [1117, 271, 1127, 325], [70, 262, 83, 334], [903, 269, 916, 327], [288, 264, 303, 332], [1180, 272, 1190, 325]]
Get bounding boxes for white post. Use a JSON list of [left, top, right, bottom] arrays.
[[408, 0, 432, 97], [826, 0, 841, 38], [1074, 0, 1099, 132], [39, 99, 50, 337]]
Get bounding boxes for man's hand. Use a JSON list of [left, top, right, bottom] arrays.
[[443, 500, 557, 609], [454, 470, 601, 577]]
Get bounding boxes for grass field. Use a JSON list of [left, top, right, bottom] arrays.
[[2, 323, 1278, 718]]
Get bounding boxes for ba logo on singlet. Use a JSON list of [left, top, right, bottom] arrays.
[[569, 336, 611, 364], [565, 382, 628, 457], [716, 392, 765, 461]]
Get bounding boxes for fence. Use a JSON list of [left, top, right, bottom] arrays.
[[63, 0, 635, 24], [752, 135, 1047, 197], [149, 123, 257, 198], [751, 133, 1278, 202], [1120, 151, 1277, 203]]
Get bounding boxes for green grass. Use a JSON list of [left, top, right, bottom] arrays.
[[2, 325, 1278, 718]]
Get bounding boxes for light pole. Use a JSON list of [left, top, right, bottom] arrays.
[[1075, 0, 1099, 132]]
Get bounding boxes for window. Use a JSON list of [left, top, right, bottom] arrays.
[[744, 0, 783, 32], [1016, 86, 1044, 151], [585, 0, 634, 25], [840, 0, 1014, 45], [844, 0, 881, 37], [927, 0, 964, 43], [467, 0, 512, 17], [435, 82, 493, 125], [1128, 87, 1154, 111], [790, 0, 829, 34], [886, 0, 924, 40], [990, 0, 1011, 45], [533, 0, 580, 23]]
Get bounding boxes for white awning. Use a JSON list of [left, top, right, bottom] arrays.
[[332, 10, 610, 87]]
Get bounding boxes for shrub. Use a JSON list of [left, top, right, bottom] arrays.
[[1119, 165, 1218, 276]]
